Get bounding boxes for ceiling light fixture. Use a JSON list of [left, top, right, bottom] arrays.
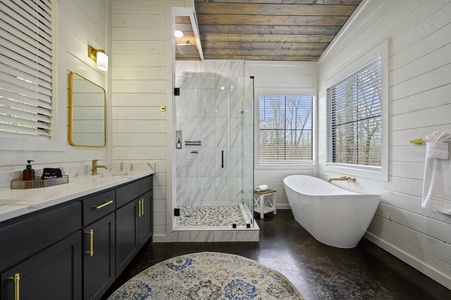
[[88, 46, 108, 71], [174, 30, 184, 38]]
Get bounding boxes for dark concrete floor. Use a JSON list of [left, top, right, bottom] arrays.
[[103, 210, 451, 299]]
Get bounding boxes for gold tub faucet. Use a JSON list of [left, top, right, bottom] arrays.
[[327, 176, 356, 183], [92, 159, 108, 175]]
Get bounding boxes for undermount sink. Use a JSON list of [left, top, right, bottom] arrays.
[[99, 172, 131, 178]]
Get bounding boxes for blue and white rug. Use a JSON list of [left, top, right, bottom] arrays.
[[108, 252, 304, 299]]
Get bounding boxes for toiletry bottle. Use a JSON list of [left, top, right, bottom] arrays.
[[176, 138, 182, 149], [23, 160, 35, 181]]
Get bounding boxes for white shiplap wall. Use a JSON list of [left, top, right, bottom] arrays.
[[317, 0, 451, 289], [58, 0, 110, 164], [111, 0, 187, 242], [246, 61, 317, 209]]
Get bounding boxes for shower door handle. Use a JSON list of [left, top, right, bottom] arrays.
[[221, 150, 224, 168]]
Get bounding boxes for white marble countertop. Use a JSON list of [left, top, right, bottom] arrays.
[[0, 170, 155, 222]]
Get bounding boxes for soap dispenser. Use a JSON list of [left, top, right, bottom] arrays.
[[23, 160, 35, 181]]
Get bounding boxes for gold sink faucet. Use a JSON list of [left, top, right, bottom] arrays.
[[328, 176, 356, 183], [92, 159, 108, 175]]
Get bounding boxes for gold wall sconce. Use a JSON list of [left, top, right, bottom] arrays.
[[88, 46, 108, 71]]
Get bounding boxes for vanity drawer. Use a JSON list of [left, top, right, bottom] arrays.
[[116, 175, 152, 208], [82, 190, 116, 225]]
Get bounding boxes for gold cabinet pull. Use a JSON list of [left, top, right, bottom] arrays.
[[137, 199, 142, 217], [140, 199, 144, 216], [93, 200, 113, 209], [85, 229, 94, 256], [8, 273, 20, 300]]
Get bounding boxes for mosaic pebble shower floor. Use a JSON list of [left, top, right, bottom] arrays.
[[176, 206, 247, 227]]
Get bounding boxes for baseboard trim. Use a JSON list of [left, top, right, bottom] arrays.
[[276, 204, 291, 210], [153, 234, 172, 243], [364, 232, 451, 290]]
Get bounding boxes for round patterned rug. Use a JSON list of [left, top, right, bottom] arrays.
[[108, 252, 304, 299]]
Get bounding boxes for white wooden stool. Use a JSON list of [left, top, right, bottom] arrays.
[[253, 189, 277, 219]]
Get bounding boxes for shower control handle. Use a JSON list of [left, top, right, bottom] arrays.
[[221, 150, 224, 168]]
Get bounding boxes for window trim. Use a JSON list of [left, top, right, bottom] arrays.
[[325, 40, 388, 181], [254, 89, 316, 170]]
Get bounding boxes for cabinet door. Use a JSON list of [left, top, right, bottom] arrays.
[[115, 200, 138, 276], [0, 231, 82, 300], [83, 213, 115, 300], [137, 191, 153, 247]]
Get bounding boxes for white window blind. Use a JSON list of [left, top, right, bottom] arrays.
[[0, 0, 53, 138], [259, 95, 313, 164], [328, 57, 382, 167]]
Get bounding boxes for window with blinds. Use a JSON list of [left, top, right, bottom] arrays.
[[259, 95, 313, 164], [327, 57, 382, 167], [0, 0, 53, 138]]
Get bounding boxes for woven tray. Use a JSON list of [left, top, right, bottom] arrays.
[[11, 175, 69, 189]]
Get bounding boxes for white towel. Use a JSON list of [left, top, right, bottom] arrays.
[[421, 132, 451, 215], [255, 184, 268, 192], [426, 142, 449, 159], [425, 131, 451, 159]]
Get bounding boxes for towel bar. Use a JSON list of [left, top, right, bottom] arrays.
[[410, 138, 425, 145]]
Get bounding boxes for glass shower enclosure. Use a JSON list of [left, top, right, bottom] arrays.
[[174, 60, 254, 228]]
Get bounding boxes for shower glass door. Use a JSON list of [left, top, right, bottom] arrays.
[[241, 76, 254, 226]]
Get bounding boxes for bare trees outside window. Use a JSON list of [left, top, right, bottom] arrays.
[[259, 95, 313, 164]]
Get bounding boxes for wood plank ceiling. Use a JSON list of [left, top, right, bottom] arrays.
[[176, 0, 362, 61]]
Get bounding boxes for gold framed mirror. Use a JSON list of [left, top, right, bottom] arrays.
[[68, 72, 106, 147]]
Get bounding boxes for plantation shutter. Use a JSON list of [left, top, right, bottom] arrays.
[[259, 95, 313, 164], [0, 0, 53, 137], [328, 57, 382, 167]]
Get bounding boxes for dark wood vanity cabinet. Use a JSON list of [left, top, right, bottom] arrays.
[[116, 176, 153, 275], [0, 174, 153, 300]]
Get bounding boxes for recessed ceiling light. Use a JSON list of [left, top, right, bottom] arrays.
[[174, 30, 184, 38]]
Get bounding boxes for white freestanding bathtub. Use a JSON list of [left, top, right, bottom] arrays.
[[283, 175, 380, 248]]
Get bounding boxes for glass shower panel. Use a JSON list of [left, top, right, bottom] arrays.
[[241, 76, 254, 226]]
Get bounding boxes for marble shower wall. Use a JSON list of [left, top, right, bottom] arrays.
[[175, 60, 247, 207]]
